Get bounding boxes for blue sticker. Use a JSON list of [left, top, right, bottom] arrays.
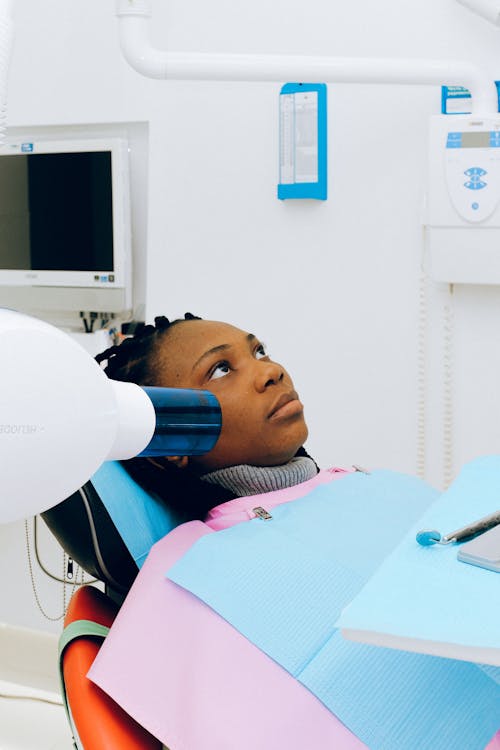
[[278, 83, 327, 201], [21, 143, 33, 153], [441, 83, 500, 114]]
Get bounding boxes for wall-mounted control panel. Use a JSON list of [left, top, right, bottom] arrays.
[[426, 115, 500, 284], [444, 129, 500, 223]]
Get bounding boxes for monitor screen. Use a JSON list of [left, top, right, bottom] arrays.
[[0, 137, 131, 315], [0, 151, 114, 273]]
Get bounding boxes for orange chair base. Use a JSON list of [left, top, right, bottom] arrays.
[[62, 585, 162, 750]]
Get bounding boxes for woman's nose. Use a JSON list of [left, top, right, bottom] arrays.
[[254, 360, 284, 392]]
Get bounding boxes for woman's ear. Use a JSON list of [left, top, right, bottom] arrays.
[[146, 456, 189, 471], [167, 455, 189, 470]]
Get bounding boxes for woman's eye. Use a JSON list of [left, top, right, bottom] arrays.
[[255, 344, 268, 360], [209, 361, 231, 380]]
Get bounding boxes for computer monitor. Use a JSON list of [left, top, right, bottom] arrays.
[[0, 137, 132, 315]]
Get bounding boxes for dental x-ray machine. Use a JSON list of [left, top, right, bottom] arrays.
[[0, 308, 221, 524]]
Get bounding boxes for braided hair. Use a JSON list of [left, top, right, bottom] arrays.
[[96, 313, 236, 521], [95, 312, 201, 384], [96, 313, 316, 522]]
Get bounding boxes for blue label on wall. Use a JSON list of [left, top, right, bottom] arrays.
[[278, 82, 328, 201], [441, 83, 500, 114]]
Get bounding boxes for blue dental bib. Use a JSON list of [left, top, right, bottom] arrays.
[[167, 469, 500, 750]]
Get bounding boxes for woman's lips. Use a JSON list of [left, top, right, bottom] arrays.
[[268, 392, 303, 421], [269, 399, 304, 421]]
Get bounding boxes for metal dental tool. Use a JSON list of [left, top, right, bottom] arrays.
[[416, 509, 500, 547]]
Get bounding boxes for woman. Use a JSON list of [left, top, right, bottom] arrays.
[[92, 314, 500, 750], [97, 313, 319, 520]]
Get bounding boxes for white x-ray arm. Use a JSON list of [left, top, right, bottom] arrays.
[[116, 0, 498, 114], [457, 0, 500, 26]]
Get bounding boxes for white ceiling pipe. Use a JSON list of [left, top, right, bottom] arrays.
[[456, 0, 500, 26], [116, 0, 498, 115], [0, 0, 13, 148]]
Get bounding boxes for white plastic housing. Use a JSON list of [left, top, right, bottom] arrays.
[[0, 309, 153, 523], [457, 0, 500, 26], [426, 115, 500, 284], [107, 379, 155, 460]]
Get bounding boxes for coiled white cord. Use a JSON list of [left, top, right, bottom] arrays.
[[416, 268, 428, 481], [24, 518, 83, 621], [419, 227, 455, 490], [443, 284, 455, 489]]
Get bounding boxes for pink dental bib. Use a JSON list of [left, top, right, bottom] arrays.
[[89, 468, 365, 750]]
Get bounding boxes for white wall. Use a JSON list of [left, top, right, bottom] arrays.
[[3, 0, 500, 631]]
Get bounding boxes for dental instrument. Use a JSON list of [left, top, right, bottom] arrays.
[[416, 509, 500, 546]]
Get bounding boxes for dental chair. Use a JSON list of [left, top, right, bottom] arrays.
[[59, 585, 161, 750], [42, 461, 182, 750]]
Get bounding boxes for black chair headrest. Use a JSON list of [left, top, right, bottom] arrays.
[[41, 480, 139, 599]]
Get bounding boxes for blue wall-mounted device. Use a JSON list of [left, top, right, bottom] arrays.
[[441, 83, 500, 115], [278, 82, 327, 201]]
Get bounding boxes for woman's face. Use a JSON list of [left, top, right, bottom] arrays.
[[156, 320, 308, 471]]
